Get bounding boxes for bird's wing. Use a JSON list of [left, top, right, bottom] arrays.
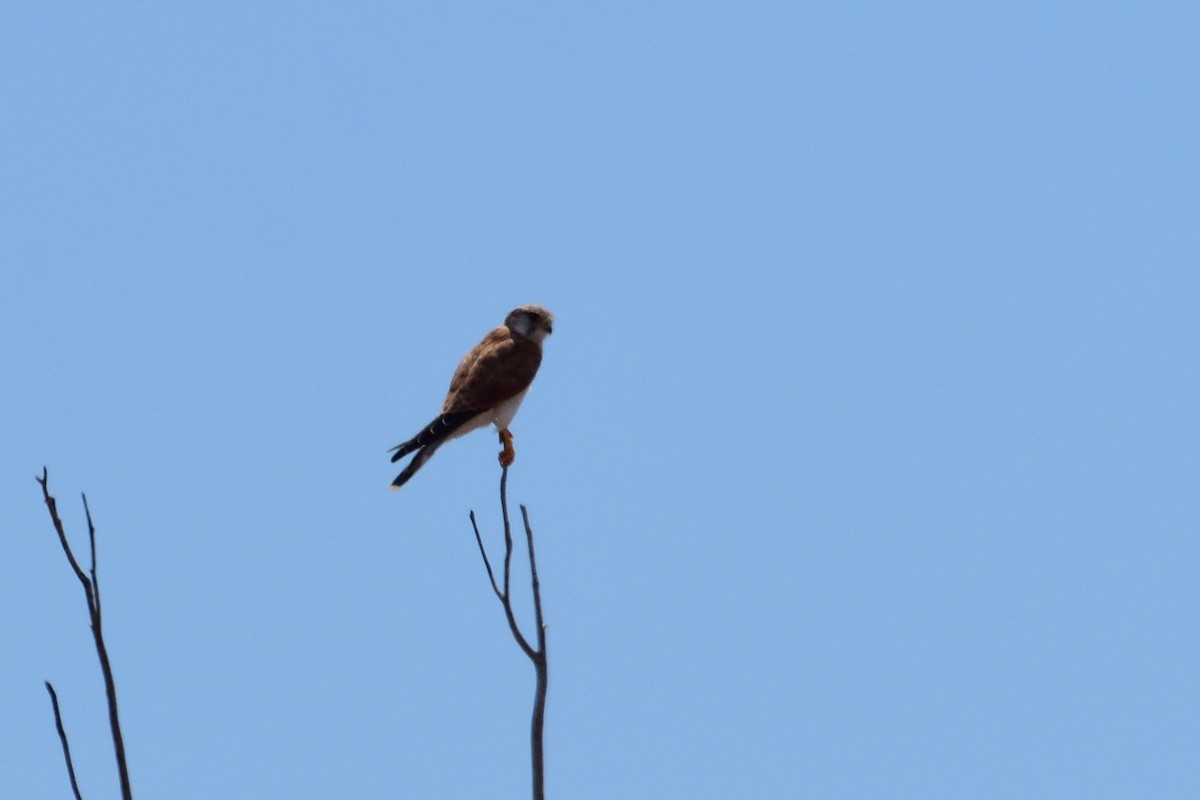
[[444, 326, 508, 405], [442, 330, 542, 415]]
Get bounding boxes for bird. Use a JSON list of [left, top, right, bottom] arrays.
[[388, 304, 554, 490]]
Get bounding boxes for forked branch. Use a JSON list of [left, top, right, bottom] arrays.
[[37, 468, 133, 800], [469, 466, 549, 800]]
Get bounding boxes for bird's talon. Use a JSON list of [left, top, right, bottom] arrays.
[[498, 429, 515, 466]]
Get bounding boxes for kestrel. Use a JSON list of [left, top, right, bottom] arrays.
[[388, 304, 554, 489]]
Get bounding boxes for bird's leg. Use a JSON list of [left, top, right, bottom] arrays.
[[498, 428, 515, 466]]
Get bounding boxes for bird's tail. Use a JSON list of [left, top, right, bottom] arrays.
[[388, 409, 480, 490], [389, 441, 444, 490], [389, 410, 479, 462]]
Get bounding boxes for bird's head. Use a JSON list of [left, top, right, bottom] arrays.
[[506, 304, 554, 344]]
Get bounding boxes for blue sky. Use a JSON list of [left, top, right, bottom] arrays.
[[2, 4, 1196, 797]]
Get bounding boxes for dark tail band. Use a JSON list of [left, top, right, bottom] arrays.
[[390, 442, 444, 489], [388, 409, 483, 490], [389, 410, 479, 463]]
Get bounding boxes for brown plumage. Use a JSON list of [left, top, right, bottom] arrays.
[[442, 327, 542, 415]]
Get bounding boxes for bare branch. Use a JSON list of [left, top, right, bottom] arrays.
[[37, 469, 134, 800], [500, 466, 515, 602], [94, 615, 132, 800], [521, 505, 546, 648], [500, 468, 536, 659], [519, 505, 548, 800], [84, 493, 100, 614], [45, 682, 85, 800], [469, 511, 504, 601], [37, 469, 91, 594], [467, 465, 550, 800]]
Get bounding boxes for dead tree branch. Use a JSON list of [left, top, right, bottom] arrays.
[[37, 468, 134, 800], [469, 465, 549, 800], [45, 681, 84, 800]]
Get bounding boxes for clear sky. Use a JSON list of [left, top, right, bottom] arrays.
[[2, 4, 1196, 798]]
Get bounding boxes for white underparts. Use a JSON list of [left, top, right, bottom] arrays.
[[449, 387, 530, 441]]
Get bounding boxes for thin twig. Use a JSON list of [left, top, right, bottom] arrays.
[[503, 468, 536, 659], [500, 467, 513, 599], [37, 469, 90, 591], [520, 504, 548, 800], [471, 467, 536, 659], [521, 505, 546, 648], [469, 511, 503, 601], [38, 469, 134, 800], [468, 464, 549, 800], [84, 494, 100, 613], [45, 682, 85, 800]]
